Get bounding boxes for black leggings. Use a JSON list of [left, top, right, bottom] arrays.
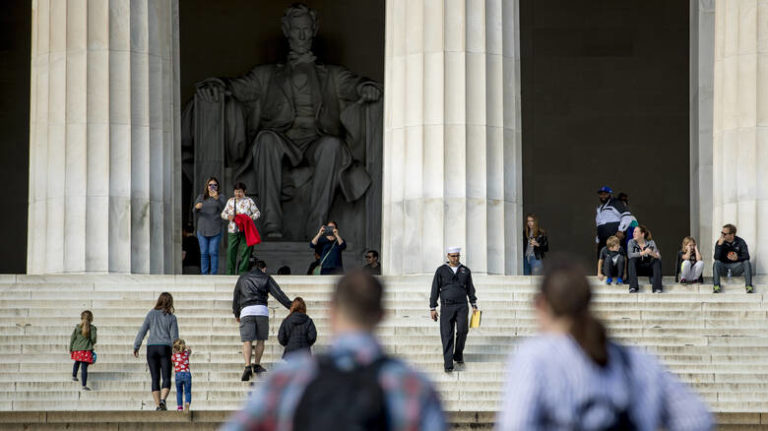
[[147, 345, 172, 391], [72, 361, 88, 386]]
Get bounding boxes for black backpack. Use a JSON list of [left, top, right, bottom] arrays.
[[293, 354, 390, 431], [538, 344, 637, 431]]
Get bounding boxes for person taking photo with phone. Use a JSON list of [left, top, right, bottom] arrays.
[[309, 221, 346, 275]]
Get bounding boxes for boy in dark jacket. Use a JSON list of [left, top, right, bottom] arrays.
[[713, 224, 753, 293], [278, 297, 317, 358]]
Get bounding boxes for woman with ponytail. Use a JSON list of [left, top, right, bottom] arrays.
[[495, 256, 713, 431], [69, 310, 97, 390]]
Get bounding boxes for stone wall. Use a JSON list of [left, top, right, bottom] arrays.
[[0, 2, 31, 274], [520, 0, 690, 273]]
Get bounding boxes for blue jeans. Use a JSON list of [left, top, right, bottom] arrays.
[[175, 371, 191, 406], [523, 255, 543, 275], [197, 232, 222, 274]]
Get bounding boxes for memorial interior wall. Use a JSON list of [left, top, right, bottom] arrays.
[[0, 2, 31, 274], [520, 0, 690, 274]]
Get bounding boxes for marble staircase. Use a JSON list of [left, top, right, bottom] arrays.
[[1, 274, 767, 429]]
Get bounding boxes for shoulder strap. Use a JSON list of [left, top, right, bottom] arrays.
[[319, 241, 336, 266]]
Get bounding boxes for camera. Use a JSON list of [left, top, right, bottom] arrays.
[[323, 226, 335, 236]]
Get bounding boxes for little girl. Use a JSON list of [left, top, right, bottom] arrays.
[[171, 338, 192, 412], [677, 236, 704, 284], [277, 297, 317, 358], [69, 310, 97, 391]]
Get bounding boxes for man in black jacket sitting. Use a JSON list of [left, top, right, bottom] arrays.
[[430, 247, 478, 373], [713, 224, 753, 293], [233, 260, 293, 381]]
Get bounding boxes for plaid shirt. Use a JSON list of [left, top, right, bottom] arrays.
[[222, 332, 447, 431]]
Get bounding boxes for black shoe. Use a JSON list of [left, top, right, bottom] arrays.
[[72, 376, 78, 382], [454, 360, 465, 366], [81, 386, 91, 391], [252, 364, 267, 374], [628, 287, 639, 293], [158, 400, 167, 411], [444, 367, 454, 373], [241, 366, 252, 382]]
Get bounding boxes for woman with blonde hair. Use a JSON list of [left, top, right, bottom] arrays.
[[133, 292, 179, 410], [277, 297, 317, 358], [523, 214, 549, 275], [676, 236, 704, 284]]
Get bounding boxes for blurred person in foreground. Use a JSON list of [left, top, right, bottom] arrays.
[[495, 255, 713, 431], [223, 270, 446, 431]]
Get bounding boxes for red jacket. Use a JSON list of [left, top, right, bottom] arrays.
[[233, 214, 261, 246]]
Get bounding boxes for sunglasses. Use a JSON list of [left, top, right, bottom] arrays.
[[208, 183, 218, 189], [721, 231, 731, 236], [448, 254, 460, 258]]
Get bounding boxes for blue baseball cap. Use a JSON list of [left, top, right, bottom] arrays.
[[597, 186, 613, 194]]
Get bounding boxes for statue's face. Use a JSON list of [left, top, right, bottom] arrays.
[[286, 14, 314, 53]]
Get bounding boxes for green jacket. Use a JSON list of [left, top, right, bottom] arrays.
[[69, 324, 97, 352]]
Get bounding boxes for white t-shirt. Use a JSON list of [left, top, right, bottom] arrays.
[[240, 305, 269, 318], [450, 264, 459, 274]]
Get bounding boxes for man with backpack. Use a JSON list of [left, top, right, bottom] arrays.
[[223, 271, 447, 431]]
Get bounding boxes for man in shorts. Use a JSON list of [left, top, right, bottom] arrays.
[[233, 260, 293, 381]]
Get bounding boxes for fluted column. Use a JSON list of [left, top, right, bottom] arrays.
[[28, 0, 181, 274], [382, 0, 522, 274], [712, 0, 768, 274]]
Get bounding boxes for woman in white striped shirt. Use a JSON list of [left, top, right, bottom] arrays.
[[495, 257, 713, 431]]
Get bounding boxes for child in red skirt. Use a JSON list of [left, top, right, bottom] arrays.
[[69, 310, 97, 391]]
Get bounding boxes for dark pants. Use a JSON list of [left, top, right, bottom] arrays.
[[440, 302, 469, 370], [628, 257, 662, 291], [72, 361, 88, 386], [147, 345, 172, 391], [713, 260, 752, 286], [602, 255, 625, 278]]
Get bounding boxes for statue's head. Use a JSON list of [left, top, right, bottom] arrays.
[[281, 3, 319, 54]]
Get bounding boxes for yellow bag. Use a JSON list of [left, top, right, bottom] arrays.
[[470, 309, 482, 328]]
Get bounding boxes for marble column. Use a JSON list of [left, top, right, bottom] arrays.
[[27, 0, 181, 274], [690, 0, 715, 274], [382, 0, 522, 275], [712, 0, 768, 275]]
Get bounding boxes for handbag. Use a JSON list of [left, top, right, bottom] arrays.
[[91, 351, 98, 364], [470, 309, 482, 329], [312, 242, 337, 275]]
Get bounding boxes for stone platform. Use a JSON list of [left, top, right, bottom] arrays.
[[1, 274, 767, 428]]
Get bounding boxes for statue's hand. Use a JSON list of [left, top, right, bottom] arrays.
[[196, 80, 226, 103], [358, 84, 381, 103]]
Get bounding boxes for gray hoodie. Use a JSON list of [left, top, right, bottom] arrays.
[[133, 309, 179, 351]]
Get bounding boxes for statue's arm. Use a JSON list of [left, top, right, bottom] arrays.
[[195, 65, 272, 104], [332, 66, 380, 103], [227, 65, 272, 103]]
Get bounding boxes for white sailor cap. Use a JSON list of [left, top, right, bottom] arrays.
[[446, 247, 461, 254]]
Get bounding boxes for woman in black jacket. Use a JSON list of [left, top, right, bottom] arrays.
[[523, 214, 549, 275], [277, 297, 317, 358]]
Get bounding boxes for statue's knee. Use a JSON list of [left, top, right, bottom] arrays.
[[254, 132, 282, 155], [314, 136, 344, 155]]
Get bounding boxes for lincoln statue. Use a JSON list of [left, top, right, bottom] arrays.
[[184, 3, 382, 240]]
